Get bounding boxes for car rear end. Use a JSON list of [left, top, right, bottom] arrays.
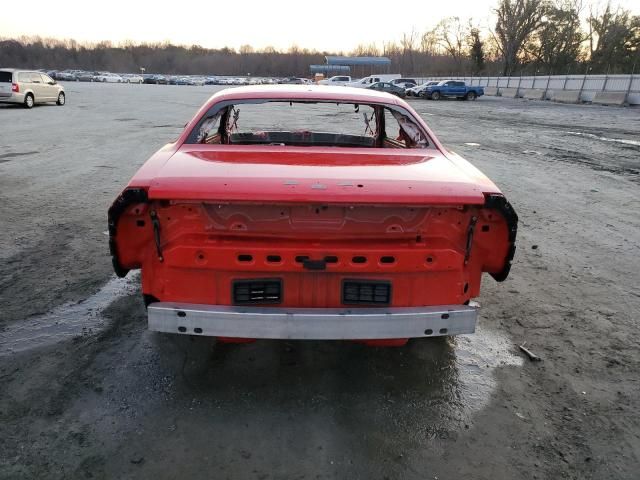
[[108, 88, 517, 346], [0, 69, 22, 105]]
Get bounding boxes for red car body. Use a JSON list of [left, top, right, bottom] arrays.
[[108, 86, 517, 346]]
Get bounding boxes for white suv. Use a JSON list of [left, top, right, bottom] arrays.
[[0, 69, 66, 108]]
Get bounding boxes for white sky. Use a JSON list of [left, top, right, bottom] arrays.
[[1, 0, 639, 51]]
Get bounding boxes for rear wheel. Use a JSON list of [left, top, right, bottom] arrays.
[[56, 92, 65, 106], [465, 91, 477, 101], [24, 93, 34, 109], [431, 91, 441, 100]]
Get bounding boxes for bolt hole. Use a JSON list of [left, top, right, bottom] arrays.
[[380, 256, 395, 264], [238, 254, 253, 262], [324, 255, 338, 264], [481, 225, 490, 232], [464, 283, 469, 293], [352, 256, 367, 264], [441, 313, 450, 320], [424, 329, 433, 335], [266, 255, 281, 263], [295, 255, 309, 263], [136, 220, 145, 227], [178, 326, 187, 333], [357, 184, 363, 188], [426, 256, 434, 263], [194, 328, 203, 334], [177, 311, 186, 318], [439, 328, 448, 334]]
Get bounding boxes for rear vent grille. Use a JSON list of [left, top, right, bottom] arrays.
[[342, 280, 391, 306], [233, 279, 282, 305]]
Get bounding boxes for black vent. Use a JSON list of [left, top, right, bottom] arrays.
[[233, 279, 282, 305], [342, 279, 391, 305]]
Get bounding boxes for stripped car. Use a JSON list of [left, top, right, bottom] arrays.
[[108, 85, 517, 346]]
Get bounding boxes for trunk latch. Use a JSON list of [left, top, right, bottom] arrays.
[[302, 259, 326, 271]]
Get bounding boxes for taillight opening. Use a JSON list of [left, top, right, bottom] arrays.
[[11, 83, 19, 93]]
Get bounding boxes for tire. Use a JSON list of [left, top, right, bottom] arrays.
[[465, 91, 477, 101], [431, 91, 441, 100], [102, 78, 106, 82], [24, 93, 34, 109], [56, 92, 65, 106]]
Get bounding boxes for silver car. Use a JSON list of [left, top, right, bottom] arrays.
[[0, 69, 66, 108]]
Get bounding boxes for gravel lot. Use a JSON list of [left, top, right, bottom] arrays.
[[1, 83, 639, 479]]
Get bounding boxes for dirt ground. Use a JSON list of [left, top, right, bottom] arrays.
[[1, 83, 639, 479]]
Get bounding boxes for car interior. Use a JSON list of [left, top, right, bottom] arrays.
[[191, 101, 429, 149]]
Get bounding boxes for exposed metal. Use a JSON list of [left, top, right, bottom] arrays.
[[147, 303, 478, 339]]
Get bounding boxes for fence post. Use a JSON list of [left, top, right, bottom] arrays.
[[602, 64, 610, 92], [543, 71, 551, 100], [562, 66, 570, 90], [516, 71, 523, 97], [625, 60, 636, 105], [578, 65, 591, 102], [497, 73, 501, 95]]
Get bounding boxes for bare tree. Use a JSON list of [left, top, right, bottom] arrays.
[[435, 17, 468, 64], [589, 3, 640, 72], [494, 0, 547, 75]]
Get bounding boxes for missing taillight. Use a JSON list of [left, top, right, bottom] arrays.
[[233, 279, 282, 305]]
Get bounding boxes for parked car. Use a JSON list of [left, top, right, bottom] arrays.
[[0, 69, 65, 108], [123, 74, 144, 84], [391, 78, 417, 88], [108, 85, 517, 346], [95, 73, 123, 83], [348, 74, 402, 88], [55, 71, 77, 81], [366, 81, 406, 97], [76, 72, 97, 82], [281, 77, 305, 84], [406, 81, 439, 97], [423, 80, 484, 100], [144, 74, 167, 85], [318, 75, 352, 86]]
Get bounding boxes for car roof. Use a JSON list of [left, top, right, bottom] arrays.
[[0, 68, 39, 73], [208, 85, 404, 106]]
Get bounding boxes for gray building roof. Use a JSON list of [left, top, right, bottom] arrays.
[[324, 56, 391, 66]]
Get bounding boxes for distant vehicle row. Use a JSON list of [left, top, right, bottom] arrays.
[[43, 70, 313, 86], [318, 76, 483, 100]]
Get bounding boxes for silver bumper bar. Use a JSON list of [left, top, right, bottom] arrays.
[[147, 302, 478, 339]]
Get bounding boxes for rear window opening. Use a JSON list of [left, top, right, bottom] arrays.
[[191, 100, 429, 149], [0, 72, 12, 83]]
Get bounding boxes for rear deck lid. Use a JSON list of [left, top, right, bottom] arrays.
[[147, 145, 490, 205]]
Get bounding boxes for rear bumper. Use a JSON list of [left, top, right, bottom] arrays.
[[147, 302, 478, 339], [0, 93, 23, 103]]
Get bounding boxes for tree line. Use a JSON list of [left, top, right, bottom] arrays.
[[1, 1, 638, 77]]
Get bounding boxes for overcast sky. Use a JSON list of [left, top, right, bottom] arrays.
[[1, 0, 639, 51]]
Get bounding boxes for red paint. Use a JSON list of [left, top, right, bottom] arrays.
[[110, 86, 517, 345]]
